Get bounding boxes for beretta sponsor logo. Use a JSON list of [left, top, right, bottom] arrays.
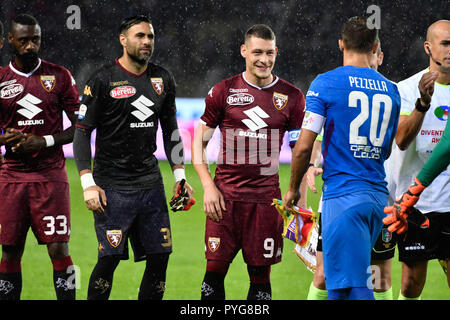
[[226, 93, 254, 106], [110, 86, 136, 99], [1, 83, 24, 99]]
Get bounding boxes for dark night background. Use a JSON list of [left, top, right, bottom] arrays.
[[0, 0, 448, 97]]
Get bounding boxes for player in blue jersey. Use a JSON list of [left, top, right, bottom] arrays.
[[283, 16, 401, 300]]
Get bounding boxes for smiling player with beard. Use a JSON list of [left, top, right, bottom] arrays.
[[73, 15, 193, 300]]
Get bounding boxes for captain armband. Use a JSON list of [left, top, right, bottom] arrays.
[[301, 111, 325, 134]]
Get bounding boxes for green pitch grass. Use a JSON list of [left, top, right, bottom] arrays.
[[19, 159, 448, 300]]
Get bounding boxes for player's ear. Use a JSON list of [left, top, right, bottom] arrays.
[[240, 43, 247, 58], [8, 32, 13, 44], [378, 51, 384, 66], [372, 42, 379, 55], [119, 33, 127, 47], [338, 39, 344, 52], [0, 38, 4, 49], [424, 41, 431, 55]]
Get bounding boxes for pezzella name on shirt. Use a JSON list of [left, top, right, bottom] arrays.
[[348, 76, 388, 92]]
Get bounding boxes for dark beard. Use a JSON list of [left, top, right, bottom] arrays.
[[127, 49, 150, 66], [13, 49, 39, 72]]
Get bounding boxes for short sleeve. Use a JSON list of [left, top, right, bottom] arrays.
[[60, 68, 80, 117], [397, 80, 416, 116], [305, 75, 328, 117], [200, 84, 225, 128]]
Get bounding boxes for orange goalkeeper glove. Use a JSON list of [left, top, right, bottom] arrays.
[[170, 179, 196, 212], [383, 177, 429, 234]]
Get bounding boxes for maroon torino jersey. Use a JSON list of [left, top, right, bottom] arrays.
[[201, 73, 305, 202], [0, 59, 80, 182]]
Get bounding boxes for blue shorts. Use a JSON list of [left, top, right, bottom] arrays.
[[93, 186, 172, 262], [321, 191, 387, 290]]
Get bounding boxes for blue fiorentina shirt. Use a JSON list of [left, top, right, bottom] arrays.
[[305, 66, 401, 200]]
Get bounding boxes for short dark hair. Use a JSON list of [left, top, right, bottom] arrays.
[[341, 16, 378, 53], [245, 24, 276, 43], [12, 13, 38, 27], [0, 20, 3, 39], [119, 15, 151, 34]]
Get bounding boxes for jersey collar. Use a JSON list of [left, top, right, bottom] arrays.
[[115, 58, 147, 78], [9, 58, 42, 78], [242, 72, 279, 90]]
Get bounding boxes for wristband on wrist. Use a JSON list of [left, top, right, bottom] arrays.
[[415, 98, 430, 113], [307, 163, 315, 169], [173, 168, 186, 182], [43, 135, 55, 147], [80, 172, 96, 190]]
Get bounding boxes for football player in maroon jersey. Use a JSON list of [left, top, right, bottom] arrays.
[[0, 14, 79, 300], [193, 24, 305, 300]]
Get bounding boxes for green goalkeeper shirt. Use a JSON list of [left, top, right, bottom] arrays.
[[417, 119, 450, 187]]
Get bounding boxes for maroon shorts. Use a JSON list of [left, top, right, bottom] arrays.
[[0, 181, 71, 245], [205, 200, 284, 266]]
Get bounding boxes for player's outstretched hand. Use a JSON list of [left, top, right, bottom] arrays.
[[383, 204, 430, 234], [383, 204, 408, 234], [306, 166, 323, 193], [84, 185, 107, 213], [203, 183, 226, 222], [383, 177, 427, 234]]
